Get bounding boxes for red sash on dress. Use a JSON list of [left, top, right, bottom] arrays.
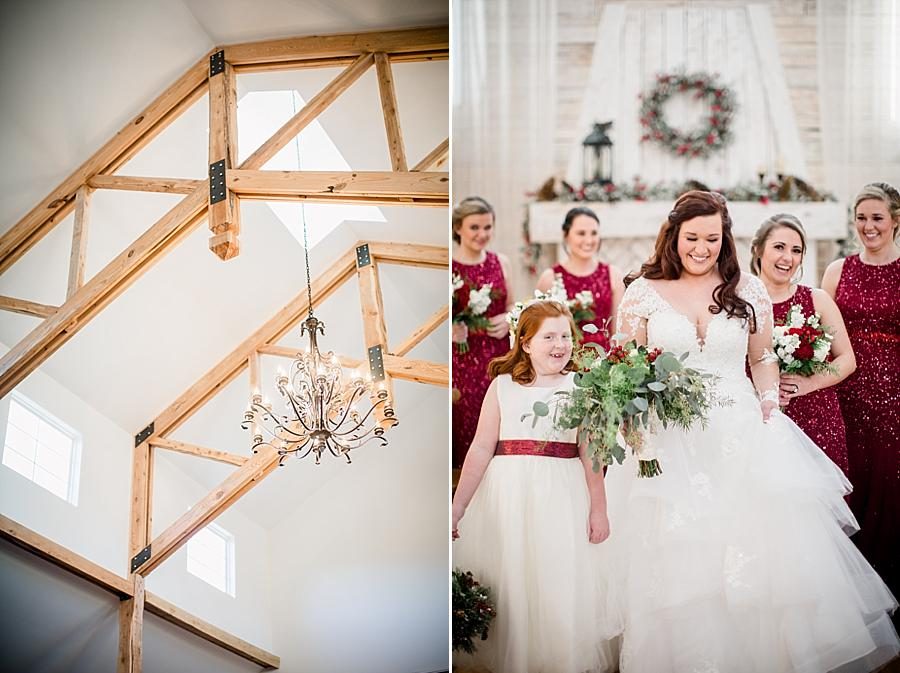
[[494, 439, 579, 458]]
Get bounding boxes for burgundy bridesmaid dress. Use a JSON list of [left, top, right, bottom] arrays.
[[552, 262, 613, 350], [452, 251, 509, 468], [772, 284, 848, 473], [834, 254, 900, 613]]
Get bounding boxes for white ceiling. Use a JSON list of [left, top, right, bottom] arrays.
[[0, 0, 449, 528]]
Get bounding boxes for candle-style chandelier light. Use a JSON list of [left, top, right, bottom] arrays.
[[241, 123, 394, 463]]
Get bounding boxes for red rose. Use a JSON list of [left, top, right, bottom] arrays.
[[760, 196, 770, 205], [647, 348, 663, 363], [454, 284, 470, 314], [795, 342, 814, 360]]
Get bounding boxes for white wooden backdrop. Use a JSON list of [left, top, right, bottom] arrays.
[[565, 3, 808, 187]]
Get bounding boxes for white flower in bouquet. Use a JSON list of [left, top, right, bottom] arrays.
[[452, 272, 465, 292], [548, 273, 569, 304], [573, 290, 594, 308], [788, 305, 805, 328], [813, 341, 830, 362], [468, 284, 493, 316]]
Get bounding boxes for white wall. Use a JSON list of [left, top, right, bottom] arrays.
[[267, 381, 449, 673], [0, 341, 132, 576], [149, 452, 274, 651], [0, 342, 274, 651]]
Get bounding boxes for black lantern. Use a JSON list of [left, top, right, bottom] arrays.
[[582, 121, 614, 186]]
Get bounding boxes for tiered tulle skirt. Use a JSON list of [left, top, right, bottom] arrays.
[[454, 455, 618, 673], [604, 383, 899, 673]]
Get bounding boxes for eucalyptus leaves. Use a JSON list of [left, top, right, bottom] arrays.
[[530, 341, 728, 477]]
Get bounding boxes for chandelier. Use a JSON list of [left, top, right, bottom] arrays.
[[241, 209, 394, 465]]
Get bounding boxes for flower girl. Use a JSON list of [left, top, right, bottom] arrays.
[[452, 299, 617, 673]]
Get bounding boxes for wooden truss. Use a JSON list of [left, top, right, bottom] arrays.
[[0, 26, 448, 672]]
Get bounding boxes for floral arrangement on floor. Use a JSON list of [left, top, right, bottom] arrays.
[[529, 341, 729, 477], [638, 71, 737, 158], [772, 305, 837, 376], [452, 569, 497, 654], [452, 273, 495, 354]]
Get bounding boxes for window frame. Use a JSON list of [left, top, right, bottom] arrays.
[[3, 391, 82, 505], [186, 521, 236, 597]]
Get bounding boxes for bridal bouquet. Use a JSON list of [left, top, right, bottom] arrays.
[[452, 273, 494, 354], [530, 341, 725, 477], [772, 305, 836, 376]]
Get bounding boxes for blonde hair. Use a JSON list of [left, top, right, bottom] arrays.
[[452, 196, 494, 244], [749, 213, 807, 277], [488, 301, 577, 384], [854, 182, 900, 240]]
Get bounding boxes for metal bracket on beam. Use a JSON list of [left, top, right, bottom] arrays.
[[355, 244, 371, 268], [209, 160, 226, 204], [367, 345, 386, 381], [209, 50, 225, 77], [135, 422, 154, 447], [130, 545, 151, 573]]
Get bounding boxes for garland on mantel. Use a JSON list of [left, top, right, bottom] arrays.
[[520, 175, 837, 275], [639, 71, 736, 158]]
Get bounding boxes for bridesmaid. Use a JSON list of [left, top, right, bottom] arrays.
[[822, 182, 900, 619], [452, 196, 511, 469], [749, 213, 855, 473], [535, 207, 623, 349]]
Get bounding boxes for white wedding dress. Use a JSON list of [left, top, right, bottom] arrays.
[[604, 275, 899, 673]]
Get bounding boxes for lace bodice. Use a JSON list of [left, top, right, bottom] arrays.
[[617, 275, 775, 388]]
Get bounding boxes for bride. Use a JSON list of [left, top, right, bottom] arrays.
[[605, 190, 899, 673]]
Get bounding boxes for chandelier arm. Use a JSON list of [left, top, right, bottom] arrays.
[[284, 392, 312, 432], [328, 385, 366, 430], [331, 398, 385, 436]]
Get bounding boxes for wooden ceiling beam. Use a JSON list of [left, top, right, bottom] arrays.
[[132, 447, 281, 576], [231, 49, 448, 74], [117, 574, 144, 673], [411, 138, 449, 172], [208, 53, 241, 260], [374, 53, 407, 172], [88, 175, 204, 194], [0, 295, 58, 319], [393, 304, 448, 357], [223, 26, 448, 66], [67, 186, 91, 300], [0, 53, 212, 275], [227, 169, 448, 203], [336, 354, 448, 387], [0, 187, 208, 400], [239, 53, 374, 171], [368, 241, 449, 268], [0, 514, 279, 668], [149, 438, 248, 467]]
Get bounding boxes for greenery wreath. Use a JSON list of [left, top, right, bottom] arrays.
[[639, 71, 736, 158]]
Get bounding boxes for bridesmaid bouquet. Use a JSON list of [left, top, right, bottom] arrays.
[[452, 273, 494, 354], [529, 341, 726, 477], [549, 272, 596, 325], [772, 305, 836, 376]]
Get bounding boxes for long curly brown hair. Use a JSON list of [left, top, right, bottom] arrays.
[[625, 190, 757, 332]]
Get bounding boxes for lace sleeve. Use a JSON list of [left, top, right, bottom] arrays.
[[615, 277, 654, 346], [741, 275, 779, 402]]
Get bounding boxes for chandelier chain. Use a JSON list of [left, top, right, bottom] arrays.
[[291, 91, 314, 319]]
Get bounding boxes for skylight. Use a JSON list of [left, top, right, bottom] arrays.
[[237, 90, 385, 249]]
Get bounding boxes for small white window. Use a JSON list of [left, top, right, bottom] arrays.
[[187, 523, 235, 596], [3, 393, 81, 505]]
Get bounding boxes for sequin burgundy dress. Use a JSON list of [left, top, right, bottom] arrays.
[[772, 284, 848, 473], [452, 251, 509, 468], [553, 262, 613, 349], [834, 254, 900, 610]]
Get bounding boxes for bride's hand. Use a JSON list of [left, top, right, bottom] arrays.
[[588, 510, 610, 544], [760, 399, 778, 423]]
